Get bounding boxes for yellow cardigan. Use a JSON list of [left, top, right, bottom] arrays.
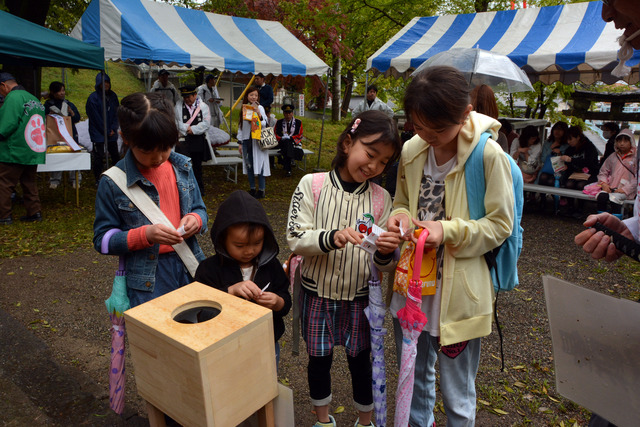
[[391, 111, 514, 346]]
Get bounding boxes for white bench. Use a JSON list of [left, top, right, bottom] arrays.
[[266, 148, 314, 171], [522, 183, 634, 217], [202, 142, 243, 183]]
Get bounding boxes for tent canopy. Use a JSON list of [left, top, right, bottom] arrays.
[[0, 10, 104, 70], [71, 0, 329, 77], [367, 1, 639, 85]]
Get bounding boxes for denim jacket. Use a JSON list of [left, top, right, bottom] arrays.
[[93, 150, 208, 292]]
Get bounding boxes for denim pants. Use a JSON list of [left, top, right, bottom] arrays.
[[242, 139, 265, 191], [393, 318, 481, 427]]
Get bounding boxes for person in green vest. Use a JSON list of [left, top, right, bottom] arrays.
[[0, 72, 46, 225]]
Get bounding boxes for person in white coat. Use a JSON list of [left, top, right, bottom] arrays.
[[150, 69, 179, 105], [352, 84, 394, 119], [238, 85, 270, 199], [197, 74, 224, 128], [175, 85, 210, 195]]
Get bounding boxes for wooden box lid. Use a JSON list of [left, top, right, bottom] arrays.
[[124, 281, 272, 355]]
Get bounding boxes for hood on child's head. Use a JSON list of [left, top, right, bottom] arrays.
[[94, 72, 111, 91], [210, 190, 279, 265]]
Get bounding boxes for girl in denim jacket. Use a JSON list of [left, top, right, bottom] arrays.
[[93, 92, 208, 308]]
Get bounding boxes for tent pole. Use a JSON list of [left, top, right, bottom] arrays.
[[314, 70, 331, 171], [226, 75, 256, 118], [363, 71, 369, 110], [101, 68, 109, 170]]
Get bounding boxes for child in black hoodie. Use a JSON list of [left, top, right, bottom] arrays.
[[195, 190, 291, 364]]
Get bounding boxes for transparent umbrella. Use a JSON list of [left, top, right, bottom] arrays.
[[412, 47, 535, 93], [364, 258, 388, 427]]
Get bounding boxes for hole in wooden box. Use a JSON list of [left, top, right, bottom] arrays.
[[172, 300, 222, 324]]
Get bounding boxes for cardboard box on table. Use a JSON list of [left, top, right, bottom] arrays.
[[124, 282, 278, 427]]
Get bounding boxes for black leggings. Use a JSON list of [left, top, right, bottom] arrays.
[[538, 172, 556, 187], [308, 349, 373, 406], [596, 192, 625, 214]]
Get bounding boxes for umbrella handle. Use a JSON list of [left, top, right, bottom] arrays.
[[411, 228, 430, 283]]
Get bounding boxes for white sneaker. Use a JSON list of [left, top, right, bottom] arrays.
[[313, 415, 336, 427], [354, 419, 375, 427]]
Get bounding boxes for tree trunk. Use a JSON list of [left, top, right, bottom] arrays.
[[341, 71, 354, 118], [474, 0, 489, 12], [4, 0, 51, 97], [331, 57, 341, 122]]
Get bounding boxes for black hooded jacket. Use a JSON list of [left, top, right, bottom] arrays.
[[194, 190, 291, 341]]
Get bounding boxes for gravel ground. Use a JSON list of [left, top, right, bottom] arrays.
[[1, 166, 639, 426]]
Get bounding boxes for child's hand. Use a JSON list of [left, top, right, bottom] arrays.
[[411, 217, 443, 248], [376, 230, 402, 255], [145, 224, 182, 245], [178, 215, 200, 239], [228, 280, 262, 300], [600, 182, 611, 193], [387, 213, 411, 240], [254, 292, 284, 311], [334, 227, 363, 248]]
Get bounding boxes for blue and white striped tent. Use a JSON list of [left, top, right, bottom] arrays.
[[367, 1, 639, 84], [71, 0, 329, 76]]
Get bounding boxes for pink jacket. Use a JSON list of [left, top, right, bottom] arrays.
[[597, 148, 637, 198]]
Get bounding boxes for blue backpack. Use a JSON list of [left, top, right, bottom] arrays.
[[465, 132, 524, 293], [465, 132, 524, 371]]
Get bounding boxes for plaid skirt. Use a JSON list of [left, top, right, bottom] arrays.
[[301, 291, 371, 357]]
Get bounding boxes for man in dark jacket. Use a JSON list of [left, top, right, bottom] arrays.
[[194, 190, 291, 365], [255, 73, 273, 116], [0, 72, 46, 224], [86, 72, 120, 184]]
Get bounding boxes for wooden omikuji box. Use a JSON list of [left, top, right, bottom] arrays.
[[124, 281, 277, 427]]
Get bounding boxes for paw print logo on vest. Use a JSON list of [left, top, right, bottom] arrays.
[[24, 114, 46, 153]]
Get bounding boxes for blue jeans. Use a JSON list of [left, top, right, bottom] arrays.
[[393, 318, 481, 427], [127, 252, 191, 308], [242, 139, 265, 191]]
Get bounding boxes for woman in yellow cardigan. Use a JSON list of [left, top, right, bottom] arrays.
[[387, 66, 514, 427]]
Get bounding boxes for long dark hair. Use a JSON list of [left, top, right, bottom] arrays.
[[118, 92, 178, 151], [470, 84, 498, 119], [404, 66, 470, 128], [547, 121, 568, 144], [519, 125, 540, 148], [332, 110, 401, 174]]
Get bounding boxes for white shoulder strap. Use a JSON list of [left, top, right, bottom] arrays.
[[103, 167, 200, 277]]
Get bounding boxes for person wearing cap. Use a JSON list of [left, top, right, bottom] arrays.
[[274, 103, 303, 177], [351, 84, 394, 119], [197, 74, 224, 128], [0, 72, 46, 224], [86, 72, 120, 184], [175, 84, 211, 195], [255, 73, 274, 116], [151, 69, 179, 105]]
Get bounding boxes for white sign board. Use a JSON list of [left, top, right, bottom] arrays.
[[543, 276, 640, 427]]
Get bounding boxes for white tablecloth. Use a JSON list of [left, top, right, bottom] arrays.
[[37, 152, 91, 173]]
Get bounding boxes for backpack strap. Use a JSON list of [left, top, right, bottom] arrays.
[[465, 132, 492, 220], [464, 132, 507, 371], [369, 181, 386, 225]]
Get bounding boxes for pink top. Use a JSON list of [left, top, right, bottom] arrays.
[[597, 148, 637, 198]]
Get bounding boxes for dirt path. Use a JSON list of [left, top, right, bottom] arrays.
[[0, 209, 637, 426]]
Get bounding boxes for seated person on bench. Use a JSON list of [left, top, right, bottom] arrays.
[[594, 129, 637, 217], [274, 103, 303, 177]]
